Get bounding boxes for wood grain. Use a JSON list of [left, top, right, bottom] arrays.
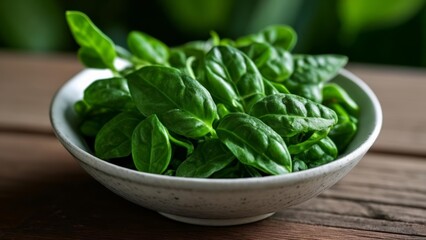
[[0, 52, 82, 133], [348, 64, 426, 156], [1, 133, 424, 239]]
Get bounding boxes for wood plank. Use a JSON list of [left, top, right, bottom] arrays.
[[2, 212, 417, 240], [1, 134, 425, 239], [322, 154, 426, 209], [0, 133, 87, 230], [273, 152, 426, 237], [293, 197, 426, 224], [348, 64, 426, 156], [0, 51, 82, 132], [274, 210, 426, 237], [343, 154, 426, 193]]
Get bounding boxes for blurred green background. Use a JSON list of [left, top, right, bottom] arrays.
[[1, 0, 425, 67]]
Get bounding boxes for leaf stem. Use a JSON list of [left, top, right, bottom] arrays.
[[185, 56, 196, 79], [168, 134, 194, 155], [209, 128, 218, 139]]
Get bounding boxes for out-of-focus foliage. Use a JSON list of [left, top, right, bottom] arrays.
[[338, 0, 425, 41], [159, 0, 234, 34], [0, 0, 68, 51], [0, 0, 425, 67]]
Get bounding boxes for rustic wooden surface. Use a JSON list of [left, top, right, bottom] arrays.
[[0, 52, 425, 239]]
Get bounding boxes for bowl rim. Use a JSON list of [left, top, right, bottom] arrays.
[[50, 68, 382, 190]]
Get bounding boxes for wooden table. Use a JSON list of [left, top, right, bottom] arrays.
[[1, 51, 425, 239]]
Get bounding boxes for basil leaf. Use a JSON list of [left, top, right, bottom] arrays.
[[169, 40, 214, 77], [176, 139, 234, 178], [127, 66, 217, 138], [80, 110, 119, 137], [217, 113, 292, 175], [203, 45, 265, 112], [285, 80, 323, 103], [239, 42, 293, 82], [66, 11, 116, 70], [78, 47, 109, 69], [159, 109, 214, 138], [323, 83, 359, 117], [263, 78, 290, 96], [242, 165, 263, 177], [326, 103, 358, 153], [235, 25, 297, 51], [287, 129, 329, 155], [127, 31, 169, 65], [294, 137, 338, 168], [292, 160, 308, 172], [132, 115, 171, 174], [286, 54, 348, 102], [210, 161, 244, 178], [95, 111, 143, 159], [74, 100, 90, 117], [291, 54, 348, 84], [269, 81, 290, 94], [83, 77, 134, 111], [249, 93, 338, 138]]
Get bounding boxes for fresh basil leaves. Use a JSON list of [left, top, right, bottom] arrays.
[[67, 11, 359, 178], [66, 11, 117, 71], [127, 66, 217, 138]]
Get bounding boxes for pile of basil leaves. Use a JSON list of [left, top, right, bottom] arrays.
[[66, 11, 359, 178]]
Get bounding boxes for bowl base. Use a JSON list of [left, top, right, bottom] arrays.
[[158, 212, 275, 226]]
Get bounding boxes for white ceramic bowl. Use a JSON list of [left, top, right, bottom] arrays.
[[50, 68, 382, 226]]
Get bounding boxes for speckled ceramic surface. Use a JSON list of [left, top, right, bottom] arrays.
[[50, 69, 382, 226]]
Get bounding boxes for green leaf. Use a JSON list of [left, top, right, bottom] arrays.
[[203, 45, 265, 112], [262, 78, 280, 96], [322, 83, 359, 117], [169, 40, 213, 78], [242, 165, 263, 177], [80, 110, 119, 137], [127, 66, 217, 138], [287, 129, 329, 155], [269, 81, 290, 94], [66, 11, 116, 70], [210, 161, 244, 178], [95, 111, 143, 159], [176, 139, 234, 178], [132, 115, 171, 174], [262, 78, 291, 95], [217, 103, 231, 118], [249, 93, 338, 138], [291, 54, 348, 84], [239, 42, 293, 82], [168, 133, 194, 155], [217, 113, 292, 175], [127, 31, 169, 65], [285, 81, 323, 103], [294, 137, 338, 168], [78, 47, 108, 69], [286, 54, 348, 102], [326, 103, 358, 153], [83, 77, 134, 111], [235, 25, 297, 51], [159, 109, 214, 138], [292, 160, 308, 172], [74, 100, 90, 117]]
